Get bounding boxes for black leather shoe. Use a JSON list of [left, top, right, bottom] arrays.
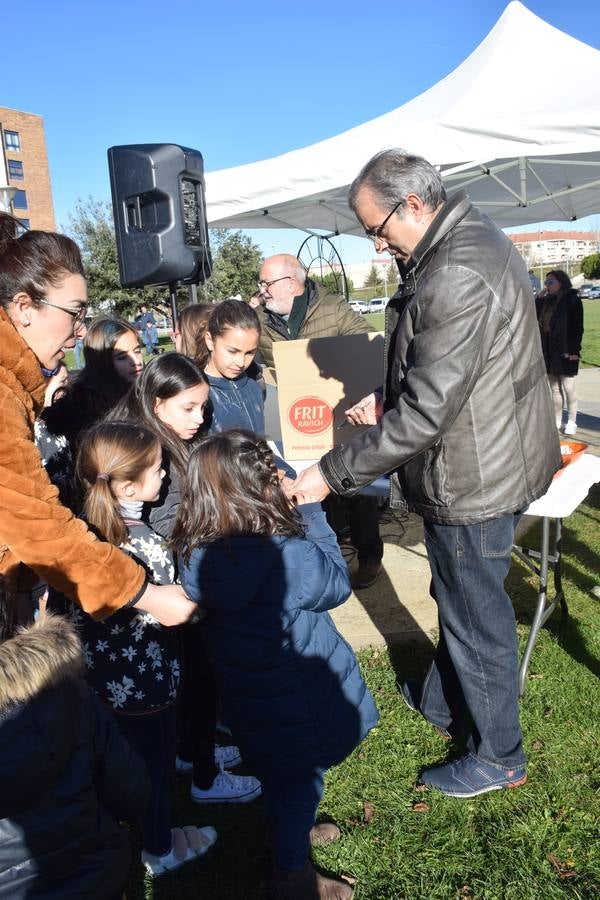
[[350, 561, 382, 590]]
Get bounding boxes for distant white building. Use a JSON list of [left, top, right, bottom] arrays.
[[506, 230, 599, 270], [330, 257, 399, 291]]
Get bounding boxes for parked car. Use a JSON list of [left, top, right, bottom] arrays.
[[578, 283, 595, 298], [587, 285, 600, 299], [349, 299, 369, 314], [367, 297, 389, 313]]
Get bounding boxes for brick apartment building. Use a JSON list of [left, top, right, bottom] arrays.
[[0, 106, 55, 230]]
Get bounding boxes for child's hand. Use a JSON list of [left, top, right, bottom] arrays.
[[136, 583, 198, 626]]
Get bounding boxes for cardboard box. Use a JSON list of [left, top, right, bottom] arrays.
[[272, 333, 384, 461]]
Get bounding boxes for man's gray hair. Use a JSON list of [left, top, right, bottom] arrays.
[[349, 149, 446, 214]]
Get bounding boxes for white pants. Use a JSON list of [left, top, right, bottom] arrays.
[[548, 374, 578, 426]]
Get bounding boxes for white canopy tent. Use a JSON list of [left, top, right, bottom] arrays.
[[205, 2, 600, 235]]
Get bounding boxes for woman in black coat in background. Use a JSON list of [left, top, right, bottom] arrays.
[[536, 269, 584, 435]]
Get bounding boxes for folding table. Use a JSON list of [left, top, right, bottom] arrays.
[[275, 443, 600, 695], [513, 452, 600, 695]]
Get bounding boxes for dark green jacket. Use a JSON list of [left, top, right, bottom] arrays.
[[257, 280, 371, 368]]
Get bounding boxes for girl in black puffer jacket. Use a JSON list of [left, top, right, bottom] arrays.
[[0, 605, 149, 899]]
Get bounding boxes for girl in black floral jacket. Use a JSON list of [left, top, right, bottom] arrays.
[[73, 421, 217, 877]]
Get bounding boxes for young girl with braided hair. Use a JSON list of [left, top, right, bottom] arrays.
[[173, 429, 379, 900], [73, 421, 217, 877]]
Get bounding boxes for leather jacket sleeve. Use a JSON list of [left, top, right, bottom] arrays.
[[319, 265, 503, 494]]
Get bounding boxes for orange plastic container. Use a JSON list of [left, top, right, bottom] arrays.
[[553, 439, 588, 479]]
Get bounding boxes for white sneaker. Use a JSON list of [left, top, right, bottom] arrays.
[[563, 421, 578, 435], [141, 825, 217, 877], [176, 745, 242, 774], [215, 744, 242, 769], [175, 755, 193, 773], [191, 770, 261, 804]]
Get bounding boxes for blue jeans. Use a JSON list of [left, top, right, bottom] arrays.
[[74, 337, 84, 369], [143, 326, 158, 353], [261, 767, 325, 870], [118, 705, 176, 856], [420, 513, 525, 769]]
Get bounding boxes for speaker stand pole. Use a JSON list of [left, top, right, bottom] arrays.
[[168, 282, 179, 330]]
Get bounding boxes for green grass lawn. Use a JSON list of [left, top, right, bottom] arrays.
[[580, 299, 600, 368], [366, 302, 600, 369], [123, 485, 600, 900]]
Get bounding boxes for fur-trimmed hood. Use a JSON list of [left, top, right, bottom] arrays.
[[0, 613, 82, 710], [0, 610, 149, 898]]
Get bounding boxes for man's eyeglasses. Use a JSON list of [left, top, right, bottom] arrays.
[[38, 298, 87, 327], [364, 198, 405, 242], [257, 275, 292, 291]]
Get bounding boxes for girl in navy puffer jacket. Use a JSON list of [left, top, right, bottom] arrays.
[[203, 299, 294, 479], [173, 430, 379, 899], [0, 608, 149, 899]]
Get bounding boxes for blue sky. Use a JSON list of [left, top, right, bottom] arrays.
[[4, 0, 600, 269]]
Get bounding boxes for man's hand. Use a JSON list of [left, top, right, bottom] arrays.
[[134, 583, 198, 626], [292, 491, 321, 505], [285, 464, 331, 502], [343, 391, 383, 426]]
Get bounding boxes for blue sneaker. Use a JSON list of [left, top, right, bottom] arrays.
[[400, 680, 451, 741], [420, 753, 527, 798]]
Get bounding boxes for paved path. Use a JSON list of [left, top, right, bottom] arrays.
[[332, 367, 600, 649], [569, 367, 600, 454]]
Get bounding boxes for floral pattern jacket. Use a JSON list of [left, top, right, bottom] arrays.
[[34, 418, 75, 508], [69, 520, 181, 715]]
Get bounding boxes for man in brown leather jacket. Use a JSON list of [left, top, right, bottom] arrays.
[[291, 150, 561, 798]]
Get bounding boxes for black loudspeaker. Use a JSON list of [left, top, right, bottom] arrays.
[[107, 143, 212, 288]]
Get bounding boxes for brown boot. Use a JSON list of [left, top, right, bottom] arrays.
[[273, 862, 319, 900], [309, 822, 341, 846], [273, 862, 353, 900], [350, 560, 381, 590], [315, 869, 354, 899]]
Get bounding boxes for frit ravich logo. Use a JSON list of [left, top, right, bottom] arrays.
[[288, 396, 333, 435]]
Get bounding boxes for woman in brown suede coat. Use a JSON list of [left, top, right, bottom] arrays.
[[0, 215, 195, 635]]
